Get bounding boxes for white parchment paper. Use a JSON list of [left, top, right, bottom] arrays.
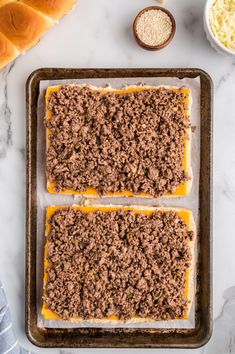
[[36, 76, 200, 329]]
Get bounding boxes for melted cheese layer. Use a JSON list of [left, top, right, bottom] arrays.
[[42, 205, 196, 323], [45, 84, 192, 197]]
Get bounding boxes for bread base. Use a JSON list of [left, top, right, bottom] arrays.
[[42, 204, 196, 324], [45, 84, 192, 198]]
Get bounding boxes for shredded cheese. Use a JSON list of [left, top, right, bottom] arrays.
[[209, 0, 235, 50]]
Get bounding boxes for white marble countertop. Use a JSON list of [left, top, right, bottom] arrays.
[[0, 0, 235, 353]]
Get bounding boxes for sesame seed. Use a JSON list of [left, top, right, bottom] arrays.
[[136, 9, 173, 47]]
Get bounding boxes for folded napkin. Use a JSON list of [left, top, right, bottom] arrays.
[[0, 282, 30, 354]]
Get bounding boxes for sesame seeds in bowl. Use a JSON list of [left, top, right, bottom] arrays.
[[133, 6, 176, 50]]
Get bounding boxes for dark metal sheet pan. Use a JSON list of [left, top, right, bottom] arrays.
[[26, 68, 213, 348]]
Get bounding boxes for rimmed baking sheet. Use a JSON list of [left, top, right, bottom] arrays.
[[26, 68, 212, 348], [37, 76, 200, 329]]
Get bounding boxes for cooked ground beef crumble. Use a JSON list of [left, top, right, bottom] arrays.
[[44, 208, 194, 321], [46, 86, 190, 197]]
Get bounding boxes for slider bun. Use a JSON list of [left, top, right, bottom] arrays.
[[0, 0, 14, 7], [0, 31, 19, 69], [20, 0, 77, 20], [0, 2, 53, 51]]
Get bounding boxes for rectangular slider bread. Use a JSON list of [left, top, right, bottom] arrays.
[[0, 2, 53, 52], [45, 84, 192, 198], [0, 31, 19, 69], [42, 205, 195, 323], [19, 0, 77, 20], [0, 0, 77, 69]]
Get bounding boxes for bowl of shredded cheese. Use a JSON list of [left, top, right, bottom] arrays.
[[133, 6, 176, 50], [204, 0, 235, 55]]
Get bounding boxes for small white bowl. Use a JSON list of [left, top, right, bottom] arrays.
[[204, 0, 235, 56]]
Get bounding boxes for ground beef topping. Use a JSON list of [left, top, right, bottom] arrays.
[[44, 208, 194, 321], [46, 86, 190, 197]]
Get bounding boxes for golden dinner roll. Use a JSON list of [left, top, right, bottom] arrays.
[[0, 31, 19, 69], [20, 0, 77, 20], [0, 2, 53, 52], [0, 0, 13, 8]]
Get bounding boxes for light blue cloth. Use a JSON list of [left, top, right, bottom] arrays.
[[0, 282, 30, 354]]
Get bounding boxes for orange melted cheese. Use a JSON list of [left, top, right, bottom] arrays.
[[42, 205, 195, 322], [45, 85, 192, 197]]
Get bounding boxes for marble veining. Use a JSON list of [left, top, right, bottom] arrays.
[[182, 6, 201, 35], [203, 287, 235, 354], [0, 62, 15, 158], [0, 0, 235, 353]]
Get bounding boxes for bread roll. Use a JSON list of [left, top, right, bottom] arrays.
[[0, 2, 53, 52], [0, 0, 14, 8], [0, 0, 77, 69], [20, 0, 77, 20], [0, 31, 19, 69]]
